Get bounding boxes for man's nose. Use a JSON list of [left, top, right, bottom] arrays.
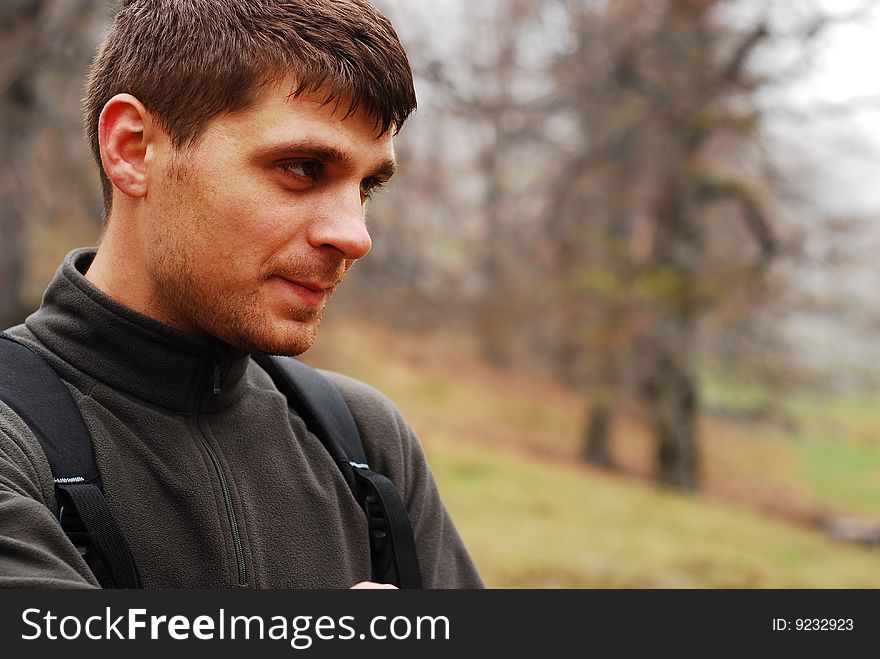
[[307, 188, 372, 260]]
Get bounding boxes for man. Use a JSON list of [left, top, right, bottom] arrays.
[[0, 0, 482, 588]]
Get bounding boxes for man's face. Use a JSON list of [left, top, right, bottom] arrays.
[[143, 80, 396, 355]]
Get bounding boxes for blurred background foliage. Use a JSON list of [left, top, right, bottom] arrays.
[[3, 0, 880, 586]]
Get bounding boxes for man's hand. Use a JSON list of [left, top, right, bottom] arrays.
[[350, 581, 398, 589]]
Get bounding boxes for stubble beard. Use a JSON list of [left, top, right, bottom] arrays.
[[147, 220, 343, 357]]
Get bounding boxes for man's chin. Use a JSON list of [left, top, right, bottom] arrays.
[[227, 317, 321, 356]]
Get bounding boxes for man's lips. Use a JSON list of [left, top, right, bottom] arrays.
[[292, 279, 333, 293], [271, 275, 335, 307]]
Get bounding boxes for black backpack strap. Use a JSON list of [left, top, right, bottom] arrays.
[[254, 354, 424, 589], [0, 333, 141, 588]]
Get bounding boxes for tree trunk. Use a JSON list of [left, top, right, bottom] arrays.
[[582, 355, 621, 469], [583, 400, 614, 468], [642, 320, 700, 491], [0, 198, 27, 329], [476, 131, 511, 367]]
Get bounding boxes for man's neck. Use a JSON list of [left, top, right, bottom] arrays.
[[85, 215, 181, 332]]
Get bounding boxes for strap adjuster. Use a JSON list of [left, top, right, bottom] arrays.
[[363, 492, 388, 550]]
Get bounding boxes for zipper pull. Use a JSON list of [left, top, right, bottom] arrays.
[[212, 356, 222, 395]]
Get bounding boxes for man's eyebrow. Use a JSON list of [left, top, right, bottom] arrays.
[[259, 140, 397, 179], [369, 157, 398, 180]]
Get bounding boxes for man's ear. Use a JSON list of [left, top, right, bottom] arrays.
[[98, 94, 155, 199]]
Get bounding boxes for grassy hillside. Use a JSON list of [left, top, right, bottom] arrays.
[[431, 442, 880, 587], [303, 315, 880, 587]]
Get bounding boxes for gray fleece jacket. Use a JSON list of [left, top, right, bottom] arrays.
[[0, 249, 482, 589]]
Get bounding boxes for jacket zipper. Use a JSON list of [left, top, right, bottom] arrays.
[[193, 357, 248, 586]]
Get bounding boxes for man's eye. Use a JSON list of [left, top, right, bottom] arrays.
[[360, 178, 386, 201], [280, 160, 322, 179]]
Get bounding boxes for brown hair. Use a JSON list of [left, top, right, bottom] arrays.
[[84, 0, 417, 213]]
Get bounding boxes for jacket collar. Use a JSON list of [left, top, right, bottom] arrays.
[[25, 248, 252, 413]]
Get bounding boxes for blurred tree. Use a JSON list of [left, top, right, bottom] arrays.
[[0, 0, 43, 328], [444, 0, 549, 366], [0, 0, 106, 326], [547, 0, 783, 489]]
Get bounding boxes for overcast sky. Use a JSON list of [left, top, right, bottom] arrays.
[[774, 1, 880, 216], [770, 1, 880, 384]]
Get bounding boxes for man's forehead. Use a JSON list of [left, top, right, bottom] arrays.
[[222, 81, 396, 164], [267, 79, 391, 133]]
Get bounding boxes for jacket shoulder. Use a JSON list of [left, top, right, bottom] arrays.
[[315, 369, 414, 474], [317, 370, 403, 428]]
